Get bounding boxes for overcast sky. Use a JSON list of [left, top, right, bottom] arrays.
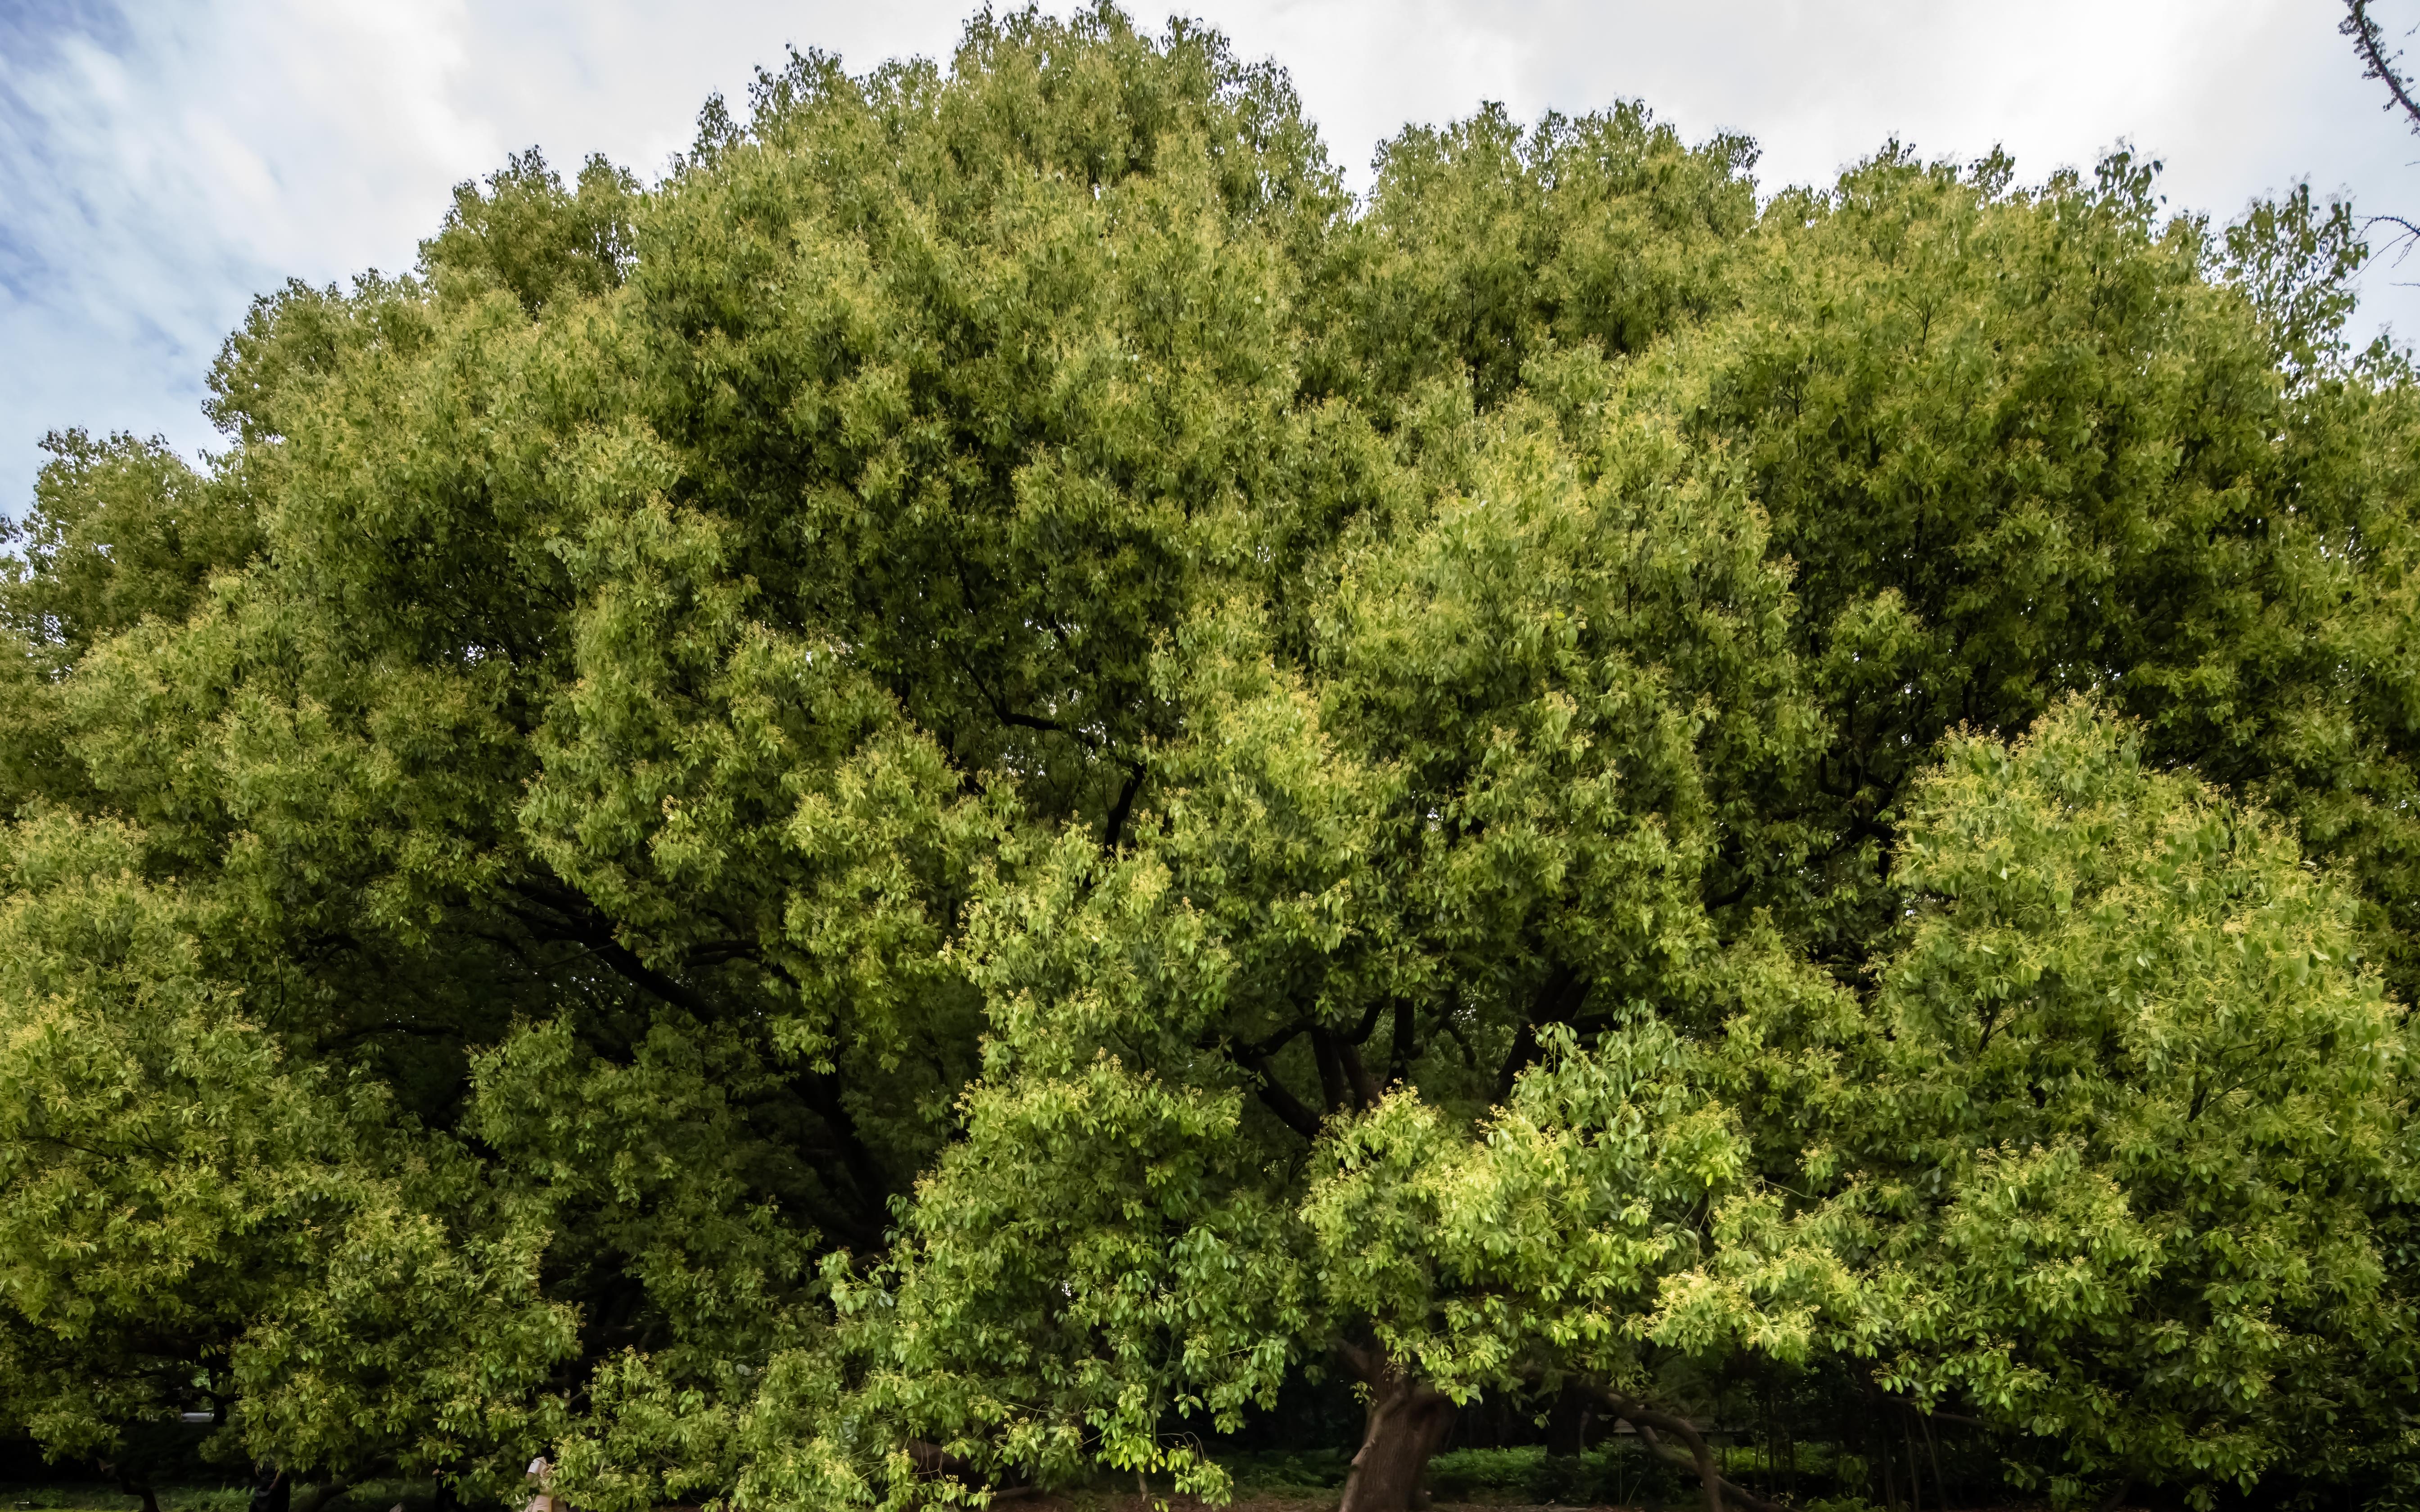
[[1, 0, 2410, 511]]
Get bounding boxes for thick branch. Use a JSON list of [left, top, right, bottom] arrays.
[[1102, 761, 1147, 851], [578, 934, 718, 1014], [1311, 1026, 1353, 1114], [1241, 1047, 1324, 1140], [1388, 998, 1418, 1087], [506, 875, 892, 1249], [318, 1019, 470, 1051], [1346, 999, 1387, 1045], [1703, 871, 1755, 910], [1334, 1032, 1381, 1109], [499, 880, 718, 1018], [1205, 1022, 1327, 1140], [796, 1071, 895, 1251], [1494, 964, 1588, 1102], [955, 657, 1099, 750], [1636, 1426, 1781, 1512], [1333, 1337, 1383, 1383], [1583, 1386, 1777, 1512], [1438, 1014, 1479, 1069], [1491, 1020, 1541, 1106]]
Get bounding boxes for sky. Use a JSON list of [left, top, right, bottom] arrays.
[[1, 0, 2413, 512]]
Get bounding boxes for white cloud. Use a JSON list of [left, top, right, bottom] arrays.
[[4, 0, 2415, 510]]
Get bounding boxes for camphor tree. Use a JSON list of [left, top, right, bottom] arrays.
[[4, 7, 2419, 1512]]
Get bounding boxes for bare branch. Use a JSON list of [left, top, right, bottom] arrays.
[[2365, 212, 2420, 268], [2347, 0, 2420, 132]]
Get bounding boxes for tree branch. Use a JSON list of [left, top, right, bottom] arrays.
[[1240, 1046, 1325, 1140], [1333, 1026, 1381, 1109], [498, 879, 720, 1018], [953, 654, 1097, 749], [1332, 1337, 1383, 1384], [1310, 1025, 1352, 1114], [795, 1070, 895, 1251], [1492, 1020, 1541, 1106], [1346, 999, 1386, 1045], [1582, 1386, 1779, 1512], [2348, 0, 2420, 132], [1493, 964, 1589, 1102], [1102, 761, 1146, 852]]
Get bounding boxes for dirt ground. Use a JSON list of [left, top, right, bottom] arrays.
[[619, 1491, 1684, 1512], [1020, 1495, 1655, 1512]]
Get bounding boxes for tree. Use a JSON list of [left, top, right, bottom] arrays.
[[5, 7, 2417, 1512], [1722, 702, 2418, 1506]]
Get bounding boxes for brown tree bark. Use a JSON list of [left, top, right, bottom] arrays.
[[1335, 1346, 1456, 1512]]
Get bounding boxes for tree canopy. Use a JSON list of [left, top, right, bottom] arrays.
[[4, 9, 2417, 1512]]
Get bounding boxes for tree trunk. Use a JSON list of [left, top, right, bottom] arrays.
[[1545, 1384, 1591, 1457], [249, 1465, 290, 1512], [1335, 1352, 1454, 1512], [1639, 1426, 1728, 1512], [100, 1462, 160, 1512], [1901, 1408, 1922, 1512]]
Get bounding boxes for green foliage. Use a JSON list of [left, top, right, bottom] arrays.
[[4, 6, 2416, 1512], [1, 432, 257, 667], [0, 813, 575, 1496], [1304, 1024, 1752, 1403], [1314, 102, 1756, 408], [1731, 702, 2417, 1503], [1422, 1443, 1685, 1506]]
